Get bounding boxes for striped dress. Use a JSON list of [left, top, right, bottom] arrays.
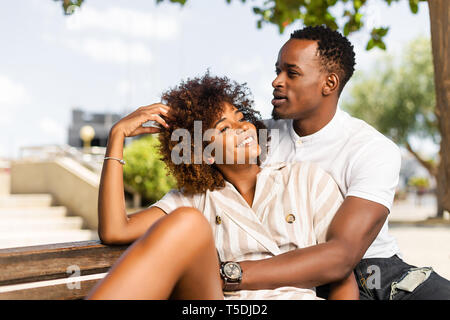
[[150, 161, 343, 300]]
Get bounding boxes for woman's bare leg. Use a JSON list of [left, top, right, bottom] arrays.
[[86, 207, 223, 300]]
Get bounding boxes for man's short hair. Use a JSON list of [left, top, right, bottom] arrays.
[[290, 25, 356, 94]]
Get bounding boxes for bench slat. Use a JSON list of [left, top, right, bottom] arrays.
[[0, 278, 103, 300], [0, 240, 128, 289]]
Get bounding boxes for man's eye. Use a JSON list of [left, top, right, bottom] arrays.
[[220, 127, 229, 133]]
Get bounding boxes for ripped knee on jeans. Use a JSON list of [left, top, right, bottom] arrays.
[[390, 267, 433, 300]]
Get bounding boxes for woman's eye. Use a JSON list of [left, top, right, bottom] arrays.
[[220, 127, 229, 133]]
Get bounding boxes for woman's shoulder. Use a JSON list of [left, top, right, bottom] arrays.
[[159, 188, 206, 206]]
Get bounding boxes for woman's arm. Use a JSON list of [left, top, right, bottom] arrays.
[[328, 271, 359, 300], [98, 104, 171, 245]]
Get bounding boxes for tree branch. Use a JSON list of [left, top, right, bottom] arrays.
[[405, 141, 438, 176]]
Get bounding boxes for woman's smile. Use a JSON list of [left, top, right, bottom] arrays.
[[236, 135, 256, 148]]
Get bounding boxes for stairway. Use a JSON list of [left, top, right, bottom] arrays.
[[0, 193, 98, 249]]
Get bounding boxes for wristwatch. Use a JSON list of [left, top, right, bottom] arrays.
[[220, 261, 242, 292]]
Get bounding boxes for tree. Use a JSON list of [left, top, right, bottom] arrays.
[[123, 135, 176, 206], [54, 0, 450, 216], [342, 37, 444, 214]]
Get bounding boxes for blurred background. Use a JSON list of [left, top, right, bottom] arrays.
[[0, 0, 448, 279]]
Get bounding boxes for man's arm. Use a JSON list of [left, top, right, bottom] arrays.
[[238, 196, 388, 290], [328, 271, 360, 300]]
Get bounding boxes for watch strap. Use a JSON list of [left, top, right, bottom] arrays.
[[223, 278, 241, 292]]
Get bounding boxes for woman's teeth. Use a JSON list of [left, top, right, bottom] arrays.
[[237, 136, 254, 147]]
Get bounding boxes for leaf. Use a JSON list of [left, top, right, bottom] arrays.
[[366, 38, 375, 50], [343, 22, 351, 36], [378, 27, 389, 37], [257, 19, 262, 29], [353, 0, 363, 10], [376, 41, 386, 50], [409, 0, 419, 14]]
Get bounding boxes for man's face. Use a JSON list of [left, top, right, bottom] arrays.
[[272, 39, 326, 120]]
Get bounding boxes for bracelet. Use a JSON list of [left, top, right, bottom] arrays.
[[104, 157, 125, 165]]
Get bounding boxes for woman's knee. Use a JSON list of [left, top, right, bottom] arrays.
[[141, 206, 213, 247], [168, 207, 213, 239]]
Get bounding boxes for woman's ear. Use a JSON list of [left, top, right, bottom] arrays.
[[206, 157, 215, 165], [322, 73, 339, 96]]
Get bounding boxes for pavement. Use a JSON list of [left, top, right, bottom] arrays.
[[388, 195, 450, 280]]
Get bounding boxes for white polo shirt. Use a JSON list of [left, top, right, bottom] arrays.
[[262, 107, 402, 259]]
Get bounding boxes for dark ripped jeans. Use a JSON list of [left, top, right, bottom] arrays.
[[317, 255, 450, 300]]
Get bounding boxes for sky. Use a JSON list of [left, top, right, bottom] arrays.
[[0, 0, 432, 159]]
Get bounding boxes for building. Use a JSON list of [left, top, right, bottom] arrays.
[[68, 108, 123, 148]]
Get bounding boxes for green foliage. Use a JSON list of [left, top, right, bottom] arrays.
[[225, 0, 427, 51], [54, 0, 428, 51], [123, 135, 176, 204], [155, 0, 187, 5], [408, 176, 430, 188], [342, 37, 438, 147], [53, 0, 84, 15]]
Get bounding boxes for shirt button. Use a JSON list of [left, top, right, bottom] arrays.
[[215, 216, 222, 225], [296, 139, 303, 145], [285, 214, 296, 224]]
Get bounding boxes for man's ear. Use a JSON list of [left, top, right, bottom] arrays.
[[322, 73, 339, 96]]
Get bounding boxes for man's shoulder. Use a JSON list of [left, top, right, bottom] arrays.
[[340, 110, 400, 156]]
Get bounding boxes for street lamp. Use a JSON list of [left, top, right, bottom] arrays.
[[79, 125, 95, 151]]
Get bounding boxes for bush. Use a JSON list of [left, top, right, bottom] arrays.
[[408, 176, 430, 189], [123, 135, 176, 205]]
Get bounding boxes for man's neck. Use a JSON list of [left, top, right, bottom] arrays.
[[292, 101, 338, 137]]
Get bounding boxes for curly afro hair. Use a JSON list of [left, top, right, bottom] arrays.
[[158, 72, 267, 195], [290, 25, 356, 94]]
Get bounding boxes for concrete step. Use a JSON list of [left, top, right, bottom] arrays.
[[0, 194, 53, 208], [0, 230, 99, 249], [0, 216, 84, 232], [0, 190, 98, 249], [0, 206, 68, 218]]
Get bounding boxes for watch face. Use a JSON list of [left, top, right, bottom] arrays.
[[224, 262, 241, 280]]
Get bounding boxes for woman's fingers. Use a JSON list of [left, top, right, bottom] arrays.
[[141, 112, 169, 129], [114, 103, 173, 138], [141, 103, 170, 115], [130, 126, 161, 136], [141, 103, 174, 120]]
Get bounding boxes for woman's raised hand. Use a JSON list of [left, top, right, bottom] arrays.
[[111, 103, 171, 138]]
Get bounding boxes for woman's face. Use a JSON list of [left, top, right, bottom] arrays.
[[207, 102, 261, 165]]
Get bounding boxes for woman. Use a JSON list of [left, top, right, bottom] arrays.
[[86, 73, 358, 300]]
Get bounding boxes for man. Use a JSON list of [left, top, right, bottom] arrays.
[[234, 25, 450, 299]]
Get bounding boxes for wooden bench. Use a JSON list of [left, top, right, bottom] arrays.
[[0, 240, 128, 300]]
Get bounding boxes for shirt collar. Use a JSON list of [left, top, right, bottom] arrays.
[[289, 106, 343, 144]]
